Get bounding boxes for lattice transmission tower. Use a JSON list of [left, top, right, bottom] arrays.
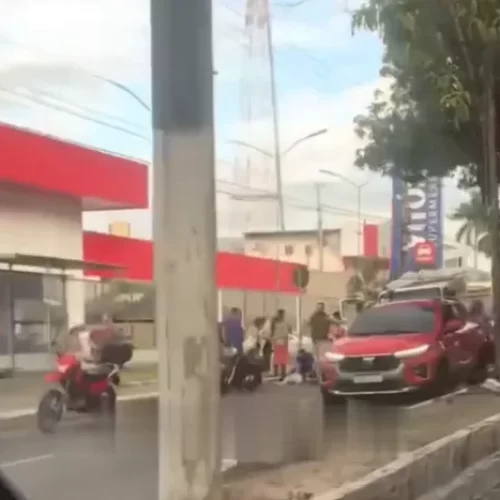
[[230, 0, 284, 235]]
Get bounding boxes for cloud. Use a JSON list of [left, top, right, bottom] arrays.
[[220, 77, 391, 182], [216, 76, 469, 236], [0, 0, 149, 80]]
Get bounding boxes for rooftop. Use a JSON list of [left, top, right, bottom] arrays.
[[0, 122, 148, 211]]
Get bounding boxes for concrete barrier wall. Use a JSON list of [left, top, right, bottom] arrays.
[[417, 452, 500, 500], [314, 412, 500, 500]]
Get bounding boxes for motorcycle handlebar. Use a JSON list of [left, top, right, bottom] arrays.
[[107, 364, 120, 380]]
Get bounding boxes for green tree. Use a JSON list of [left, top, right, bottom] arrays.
[[345, 259, 387, 309], [351, 0, 500, 364], [351, 0, 500, 187], [450, 190, 491, 255]]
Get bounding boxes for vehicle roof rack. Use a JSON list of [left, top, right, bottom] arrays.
[[384, 268, 488, 293]]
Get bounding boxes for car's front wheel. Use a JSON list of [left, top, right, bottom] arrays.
[[467, 345, 492, 385], [429, 359, 452, 397]]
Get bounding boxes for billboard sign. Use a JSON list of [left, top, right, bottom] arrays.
[[390, 176, 443, 279], [413, 241, 437, 267]]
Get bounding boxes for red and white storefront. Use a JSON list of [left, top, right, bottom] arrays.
[[0, 124, 303, 371]]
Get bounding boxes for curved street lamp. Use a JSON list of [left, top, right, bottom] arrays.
[[92, 70, 218, 112], [229, 128, 328, 159], [229, 128, 329, 229]]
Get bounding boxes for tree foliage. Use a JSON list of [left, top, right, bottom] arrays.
[[450, 190, 491, 254], [351, 0, 500, 190], [345, 258, 387, 306]]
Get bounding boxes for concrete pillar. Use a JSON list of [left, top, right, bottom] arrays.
[[232, 385, 324, 465], [65, 274, 85, 328]]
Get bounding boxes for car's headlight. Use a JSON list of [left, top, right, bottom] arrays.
[[395, 344, 429, 359], [324, 352, 345, 362]]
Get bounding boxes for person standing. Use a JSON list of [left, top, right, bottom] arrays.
[[222, 307, 244, 354], [329, 311, 347, 341], [260, 316, 273, 373], [308, 302, 332, 379], [271, 309, 290, 381]]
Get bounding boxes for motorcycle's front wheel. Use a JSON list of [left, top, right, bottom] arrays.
[[37, 389, 64, 434]]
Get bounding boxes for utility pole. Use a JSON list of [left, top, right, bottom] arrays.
[[315, 182, 324, 271], [266, 0, 285, 230], [318, 170, 369, 265], [356, 185, 362, 258], [151, 2, 220, 500]]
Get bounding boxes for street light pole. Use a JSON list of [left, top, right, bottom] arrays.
[[315, 182, 324, 271], [91, 72, 217, 114], [319, 169, 370, 259], [151, 2, 220, 500], [356, 185, 362, 258], [266, 1, 284, 231]]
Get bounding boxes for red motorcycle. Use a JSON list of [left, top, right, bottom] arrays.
[[36, 353, 120, 433]]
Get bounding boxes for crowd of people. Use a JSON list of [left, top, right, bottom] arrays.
[[219, 301, 347, 382], [218, 298, 495, 385]]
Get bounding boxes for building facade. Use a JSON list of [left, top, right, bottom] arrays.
[[243, 222, 384, 272], [0, 123, 306, 372], [0, 123, 148, 371]]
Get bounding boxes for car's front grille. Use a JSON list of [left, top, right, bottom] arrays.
[[339, 355, 400, 373]]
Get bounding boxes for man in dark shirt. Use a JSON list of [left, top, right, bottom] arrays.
[[308, 302, 332, 380], [309, 302, 331, 341]]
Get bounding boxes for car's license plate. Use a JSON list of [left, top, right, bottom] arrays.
[[353, 374, 383, 384]]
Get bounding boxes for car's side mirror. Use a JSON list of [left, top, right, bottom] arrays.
[[444, 319, 462, 334]]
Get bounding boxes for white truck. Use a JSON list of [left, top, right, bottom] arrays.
[[340, 268, 491, 323]]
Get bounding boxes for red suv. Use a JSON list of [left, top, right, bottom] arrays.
[[319, 299, 493, 397]]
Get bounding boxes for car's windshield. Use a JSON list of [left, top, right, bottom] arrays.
[[349, 304, 436, 336]]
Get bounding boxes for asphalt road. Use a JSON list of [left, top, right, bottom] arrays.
[[2, 386, 500, 500], [0, 384, 324, 500]]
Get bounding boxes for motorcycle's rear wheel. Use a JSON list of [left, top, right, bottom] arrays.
[[242, 370, 262, 392], [37, 389, 64, 434]]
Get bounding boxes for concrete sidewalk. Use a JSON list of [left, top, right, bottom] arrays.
[[0, 364, 158, 412]]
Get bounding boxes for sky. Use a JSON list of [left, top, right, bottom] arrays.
[[0, 0, 471, 243]]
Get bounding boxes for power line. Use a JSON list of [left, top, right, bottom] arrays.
[[216, 177, 388, 220], [12, 84, 148, 132], [0, 86, 150, 141]]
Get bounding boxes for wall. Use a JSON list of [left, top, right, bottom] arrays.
[[83, 232, 303, 292], [0, 185, 85, 335], [0, 185, 82, 260], [339, 221, 380, 257], [243, 231, 344, 272], [243, 223, 381, 271]]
